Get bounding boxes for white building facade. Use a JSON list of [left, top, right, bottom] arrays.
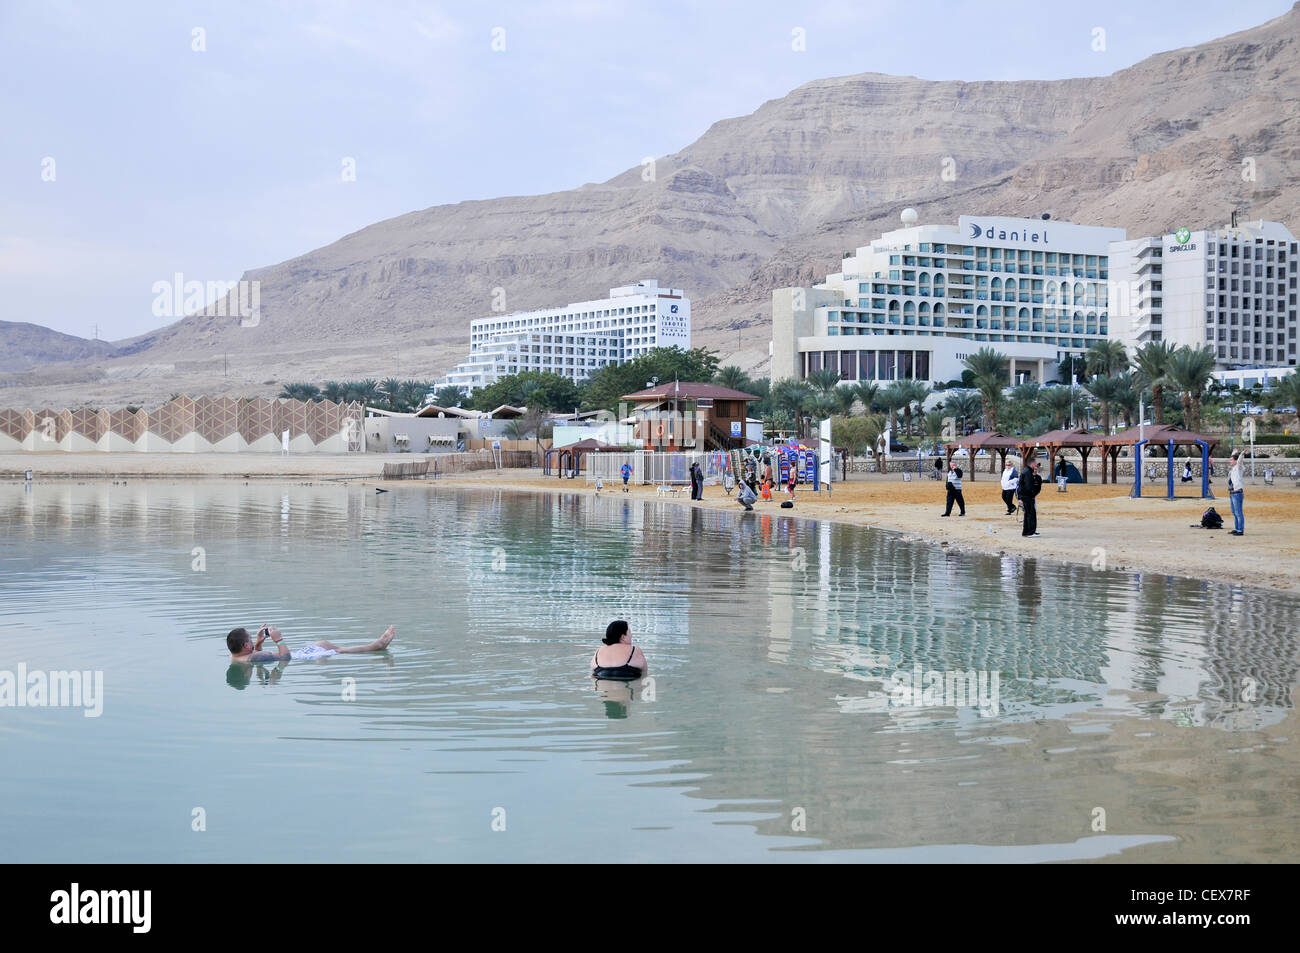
[[772, 214, 1126, 386], [1109, 220, 1297, 370], [438, 280, 690, 393]]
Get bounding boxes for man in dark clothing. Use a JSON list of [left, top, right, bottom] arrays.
[[1019, 460, 1042, 537], [941, 462, 966, 516]]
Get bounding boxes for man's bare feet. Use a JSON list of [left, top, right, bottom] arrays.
[[376, 625, 395, 649]]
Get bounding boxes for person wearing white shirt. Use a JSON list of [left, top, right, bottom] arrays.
[[1000, 460, 1019, 515], [1227, 450, 1245, 536]]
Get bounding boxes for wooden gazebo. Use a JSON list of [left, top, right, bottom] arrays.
[[544, 438, 623, 479], [1016, 427, 1102, 483], [1095, 424, 1219, 500], [943, 431, 1022, 479]]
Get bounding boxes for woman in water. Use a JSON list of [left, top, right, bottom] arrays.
[[590, 619, 647, 679]]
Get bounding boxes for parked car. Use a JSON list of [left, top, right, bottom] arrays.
[[890, 441, 911, 453]]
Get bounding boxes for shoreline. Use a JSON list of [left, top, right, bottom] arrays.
[[5, 453, 1299, 597]]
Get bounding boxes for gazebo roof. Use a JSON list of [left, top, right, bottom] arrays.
[[945, 430, 1022, 450], [1097, 423, 1218, 448], [1019, 427, 1102, 448], [621, 382, 759, 402]]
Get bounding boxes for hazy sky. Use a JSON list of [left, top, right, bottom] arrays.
[[1, 0, 1291, 341]]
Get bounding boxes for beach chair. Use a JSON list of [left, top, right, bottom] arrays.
[[1291, 468, 1300, 487], [902, 472, 912, 482], [1146, 465, 1157, 481], [1056, 476, 1068, 492], [723, 473, 735, 496], [1264, 469, 1275, 486]]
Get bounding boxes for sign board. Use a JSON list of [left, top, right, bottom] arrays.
[[730, 421, 742, 437], [696, 398, 713, 409], [492, 440, 501, 450]]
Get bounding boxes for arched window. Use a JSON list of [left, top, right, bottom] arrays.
[[990, 277, 1002, 301]]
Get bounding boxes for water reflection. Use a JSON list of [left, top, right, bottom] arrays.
[[2, 481, 1297, 862]]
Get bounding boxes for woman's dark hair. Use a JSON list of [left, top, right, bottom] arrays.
[[603, 620, 629, 645], [226, 627, 252, 653]]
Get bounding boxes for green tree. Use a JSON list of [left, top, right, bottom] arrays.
[[1085, 339, 1129, 377], [1039, 386, 1075, 430], [1167, 345, 1216, 434], [832, 384, 858, 417], [853, 381, 880, 415], [472, 372, 581, 413], [878, 382, 909, 438], [770, 378, 816, 438], [806, 367, 842, 395], [898, 379, 931, 437], [433, 385, 468, 408], [1132, 341, 1176, 425], [1086, 373, 1124, 434], [962, 348, 1007, 430], [279, 383, 322, 402], [714, 365, 751, 391], [943, 391, 983, 433], [580, 346, 722, 411]]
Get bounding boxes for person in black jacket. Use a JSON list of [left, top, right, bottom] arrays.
[[941, 462, 966, 516], [1019, 459, 1042, 537]]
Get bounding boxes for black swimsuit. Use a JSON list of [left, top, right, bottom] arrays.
[[592, 645, 642, 680]]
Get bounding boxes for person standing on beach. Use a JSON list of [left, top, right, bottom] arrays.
[[1000, 460, 1019, 515], [1227, 450, 1245, 536], [620, 461, 632, 492], [1019, 459, 1042, 537], [941, 462, 965, 516]]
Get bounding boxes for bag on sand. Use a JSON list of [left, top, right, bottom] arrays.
[[1200, 507, 1224, 529], [780, 500, 794, 509]]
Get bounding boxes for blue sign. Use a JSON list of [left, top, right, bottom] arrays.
[[730, 421, 742, 437]]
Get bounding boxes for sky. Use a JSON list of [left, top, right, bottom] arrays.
[[0, 0, 1292, 341]]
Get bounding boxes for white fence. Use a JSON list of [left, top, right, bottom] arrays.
[[586, 450, 733, 486]]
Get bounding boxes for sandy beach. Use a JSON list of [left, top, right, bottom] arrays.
[[5, 452, 1298, 596]]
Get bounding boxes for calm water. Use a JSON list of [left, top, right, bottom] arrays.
[[1, 481, 1296, 862]]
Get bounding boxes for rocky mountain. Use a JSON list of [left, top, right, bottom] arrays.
[[5, 3, 1300, 407], [0, 321, 122, 374]]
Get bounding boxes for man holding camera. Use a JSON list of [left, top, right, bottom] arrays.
[[227, 623, 395, 663]]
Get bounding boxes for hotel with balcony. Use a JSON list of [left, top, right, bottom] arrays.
[[1109, 218, 1297, 370], [437, 280, 690, 393], [772, 213, 1126, 385]]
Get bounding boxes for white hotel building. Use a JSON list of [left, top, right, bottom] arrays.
[[1109, 219, 1297, 370], [438, 280, 690, 393], [772, 213, 1125, 386]]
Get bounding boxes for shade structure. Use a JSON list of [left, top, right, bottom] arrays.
[[1095, 424, 1219, 499], [1016, 427, 1102, 484], [544, 438, 624, 478], [943, 430, 1023, 479]]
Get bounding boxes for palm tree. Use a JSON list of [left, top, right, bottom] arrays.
[[879, 382, 909, 439], [771, 378, 816, 438], [1006, 381, 1041, 433], [963, 347, 1006, 384], [434, 385, 468, 408], [962, 348, 1007, 431], [898, 379, 931, 437], [1132, 341, 1176, 425], [1085, 340, 1129, 377], [322, 381, 345, 404], [1086, 374, 1124, 434], [1167, 345, 1216, 433], [860, 413, 889, 473], [943, 391, 983, 434], [854, 381, 880, 415], [1112, 371, 1139, 429], [1039, 386, 1075, 429], [279, 383, 322, 402], [380, 378, 403, 411], [714, 365, 751, 391], [973, 374, 1005, 430], [923, 410, 947, 453], [832, 385, 857, 417], [806, 367, 842, 395]]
